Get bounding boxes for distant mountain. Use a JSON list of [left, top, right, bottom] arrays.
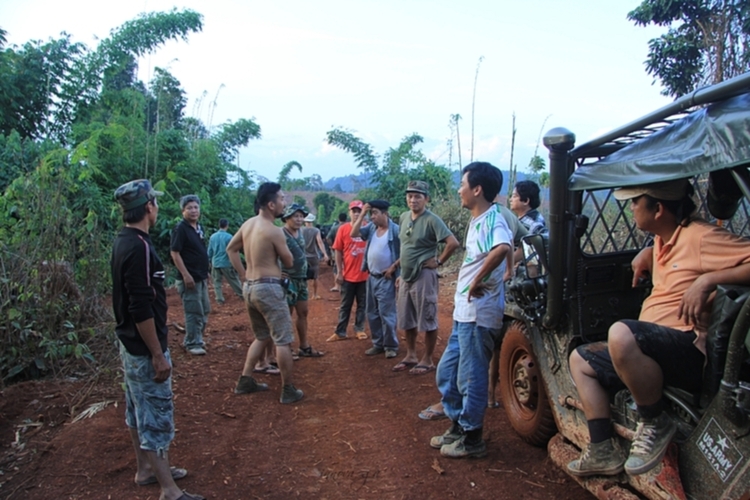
[[322, 170, 532, 192]]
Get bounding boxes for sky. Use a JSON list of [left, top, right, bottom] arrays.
[[1, 0, 672, 183]]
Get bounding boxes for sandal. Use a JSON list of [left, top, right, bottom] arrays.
[[298, 346, 325, 357], [356, 331, 369, 340]]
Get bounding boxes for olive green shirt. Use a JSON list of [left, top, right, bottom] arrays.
[[398, 209, 454, 283]]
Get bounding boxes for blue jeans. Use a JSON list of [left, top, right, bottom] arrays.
[[366, 275, 398, 349], [176, 279, 210, 349], [437, 321, 496, 431], [120, 344, 174, 456]]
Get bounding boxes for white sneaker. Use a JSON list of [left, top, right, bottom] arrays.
[[188, 347, 207, 356]]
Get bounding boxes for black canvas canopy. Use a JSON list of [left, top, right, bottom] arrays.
[[569, 75, 750, 192]]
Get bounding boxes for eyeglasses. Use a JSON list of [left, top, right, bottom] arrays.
[[405, 221, 414, 237]]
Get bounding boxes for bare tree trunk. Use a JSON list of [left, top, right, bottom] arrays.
[[470, 56, 484, 163], [507, 113, 517, 205], [454, 114, 463, 169]]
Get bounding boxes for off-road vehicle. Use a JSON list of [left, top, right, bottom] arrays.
[[501, 72, 750, 499]]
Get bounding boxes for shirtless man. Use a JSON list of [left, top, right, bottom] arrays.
[[226, 182, 304, 404]]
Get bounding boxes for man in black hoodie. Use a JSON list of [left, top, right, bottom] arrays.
[[112, 180, 204, 500]]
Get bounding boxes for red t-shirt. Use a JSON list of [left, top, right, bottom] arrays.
[[332, 222, 369, 283]]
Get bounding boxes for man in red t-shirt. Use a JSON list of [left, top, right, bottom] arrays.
[[328, 200, 369, 341]]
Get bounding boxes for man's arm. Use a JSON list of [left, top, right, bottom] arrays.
[[468, 243, 511, 301], [438, 234, 460, 265], [350, 203, 369, 238], [272, 228, 294, 269], [227, 230, 246, 278], [680, 262, 750, 326], [170, 251, 195, 289], [135, 318, 171, 382], [334, 249, 344, 284], [631, 246, 653, 287], [315, 231, 329, 261]]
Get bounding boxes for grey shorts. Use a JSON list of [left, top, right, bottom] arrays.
[[397, 267, 439, 332], [576, 320, 705, 396], [243, 282, 294, 346], [306, 256, 320, 279], [121, 345, 174, 455]]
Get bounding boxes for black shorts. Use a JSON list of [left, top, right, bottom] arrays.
[[576, 320, 705, 396]]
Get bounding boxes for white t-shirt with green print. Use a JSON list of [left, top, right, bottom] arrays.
[[453, 204, 511, 328]]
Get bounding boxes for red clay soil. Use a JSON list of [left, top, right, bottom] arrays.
[[0, 265, 591, 500]]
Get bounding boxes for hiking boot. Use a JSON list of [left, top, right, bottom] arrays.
[[625, 412, 676, 475], [234, 375, 269, 394], [440, 434, 487, 458], [365, 346, 385, 356], [280, 384, 304, 404], [385, 349, 398, 359], [430, 422, 463, 449], [567, 438, 626, 477]]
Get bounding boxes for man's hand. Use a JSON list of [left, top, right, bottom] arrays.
[[384, 263, 397, 280], [335, 273, 344, 285], [468, 280, 489, 302], [362, 202, 371, 214], [183, 273, 196, 289], [678, 275, 713, 327], [423, 257, 439, 270], [631, 247, 653, 287], [151, 354, 171, 383]]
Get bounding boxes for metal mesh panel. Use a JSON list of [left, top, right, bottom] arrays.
[[579, 174, 750, 256]]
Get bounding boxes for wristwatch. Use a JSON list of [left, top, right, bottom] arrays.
[[436, 257, 443, 267]]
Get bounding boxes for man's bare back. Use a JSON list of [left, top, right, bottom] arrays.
[[227, 214, 293, 281]]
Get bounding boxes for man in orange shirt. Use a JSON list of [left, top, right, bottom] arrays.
[[327, 201, 369, 341], [567, 179, 750, 478]]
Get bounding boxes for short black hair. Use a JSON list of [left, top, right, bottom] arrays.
[[463, 162, 503, 202], [122, 202, 149, 224], [337, 212, 347, 222], [515, 180, 541, 209], [219, 218, 228, 228], [255, 182, 282, 214], [643, 183, 697, 226]]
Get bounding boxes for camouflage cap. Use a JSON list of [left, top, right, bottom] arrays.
[[114, 179, 163, 210], [281, 203, 309, 220], [406, 180, 429, 196]]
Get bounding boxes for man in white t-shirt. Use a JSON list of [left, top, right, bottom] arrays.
[[430, 162, 511, 459], [351, 200, 400, 358]]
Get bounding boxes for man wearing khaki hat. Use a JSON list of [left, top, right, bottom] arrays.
[[111, 180, 204, 500], [392, 180, 459, 374]]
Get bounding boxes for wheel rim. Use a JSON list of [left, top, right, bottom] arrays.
[[510, 348, 539, 417]]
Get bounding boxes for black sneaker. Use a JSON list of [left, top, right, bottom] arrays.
[[625, 412, 676, 475], [234, 375, 269, 394], [430, 422, 463, 449], [440, 434, 487, 458], [280, 384, 304, 404]]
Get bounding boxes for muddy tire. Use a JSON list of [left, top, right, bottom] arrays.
[[499, 321, 556, 447]]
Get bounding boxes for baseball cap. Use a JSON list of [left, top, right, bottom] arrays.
[[349, 200, 364, 210], [281, 203, 309, 220], [304, 213, 316, 222], [406, 180, 429, 196], [114, 179, 163, 210], [613, 179, 690, 201]]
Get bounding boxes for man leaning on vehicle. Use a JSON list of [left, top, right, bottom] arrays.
[[568, 178, 750, 477]]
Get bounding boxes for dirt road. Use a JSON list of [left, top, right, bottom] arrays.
[[0, 265, 589, 499]]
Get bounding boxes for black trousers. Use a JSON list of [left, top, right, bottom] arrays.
[[335, 280, 366, 336]]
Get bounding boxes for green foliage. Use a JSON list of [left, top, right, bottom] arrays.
[[313, 192, 345, 224], [629, 0, 750, 97]]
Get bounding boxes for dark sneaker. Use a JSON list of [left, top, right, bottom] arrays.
[[440, 434, 487, 458], [365, 346, 385, 356], [234, 375, 269, 394], [280, 384, 304, 404], [625, 413, 676, 475], [430, 422, 463, 449], [385, 349, 398, 359], [567, 438, 626, 477]]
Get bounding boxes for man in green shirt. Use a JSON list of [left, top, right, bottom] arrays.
[[392, 180, 460, 375]]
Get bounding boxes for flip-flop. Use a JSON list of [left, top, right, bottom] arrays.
[[176, 492, 206, 500], [356, 331, 369, 340], [136, 466, 188, 486], [409, 364, 436, 375], [391, 361, 417, 372], [298, 346, 325, 357], [488, 401, 500, 409], [253, 366, 280, 375], [418, 405, 448, 421]]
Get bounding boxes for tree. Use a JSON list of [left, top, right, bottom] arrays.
[[278, 161, 302, 190], [629, 0, 750, 97]]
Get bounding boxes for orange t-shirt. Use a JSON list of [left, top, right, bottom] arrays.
[[332, 222, 369, 283], [640, 219, 750, 351]]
